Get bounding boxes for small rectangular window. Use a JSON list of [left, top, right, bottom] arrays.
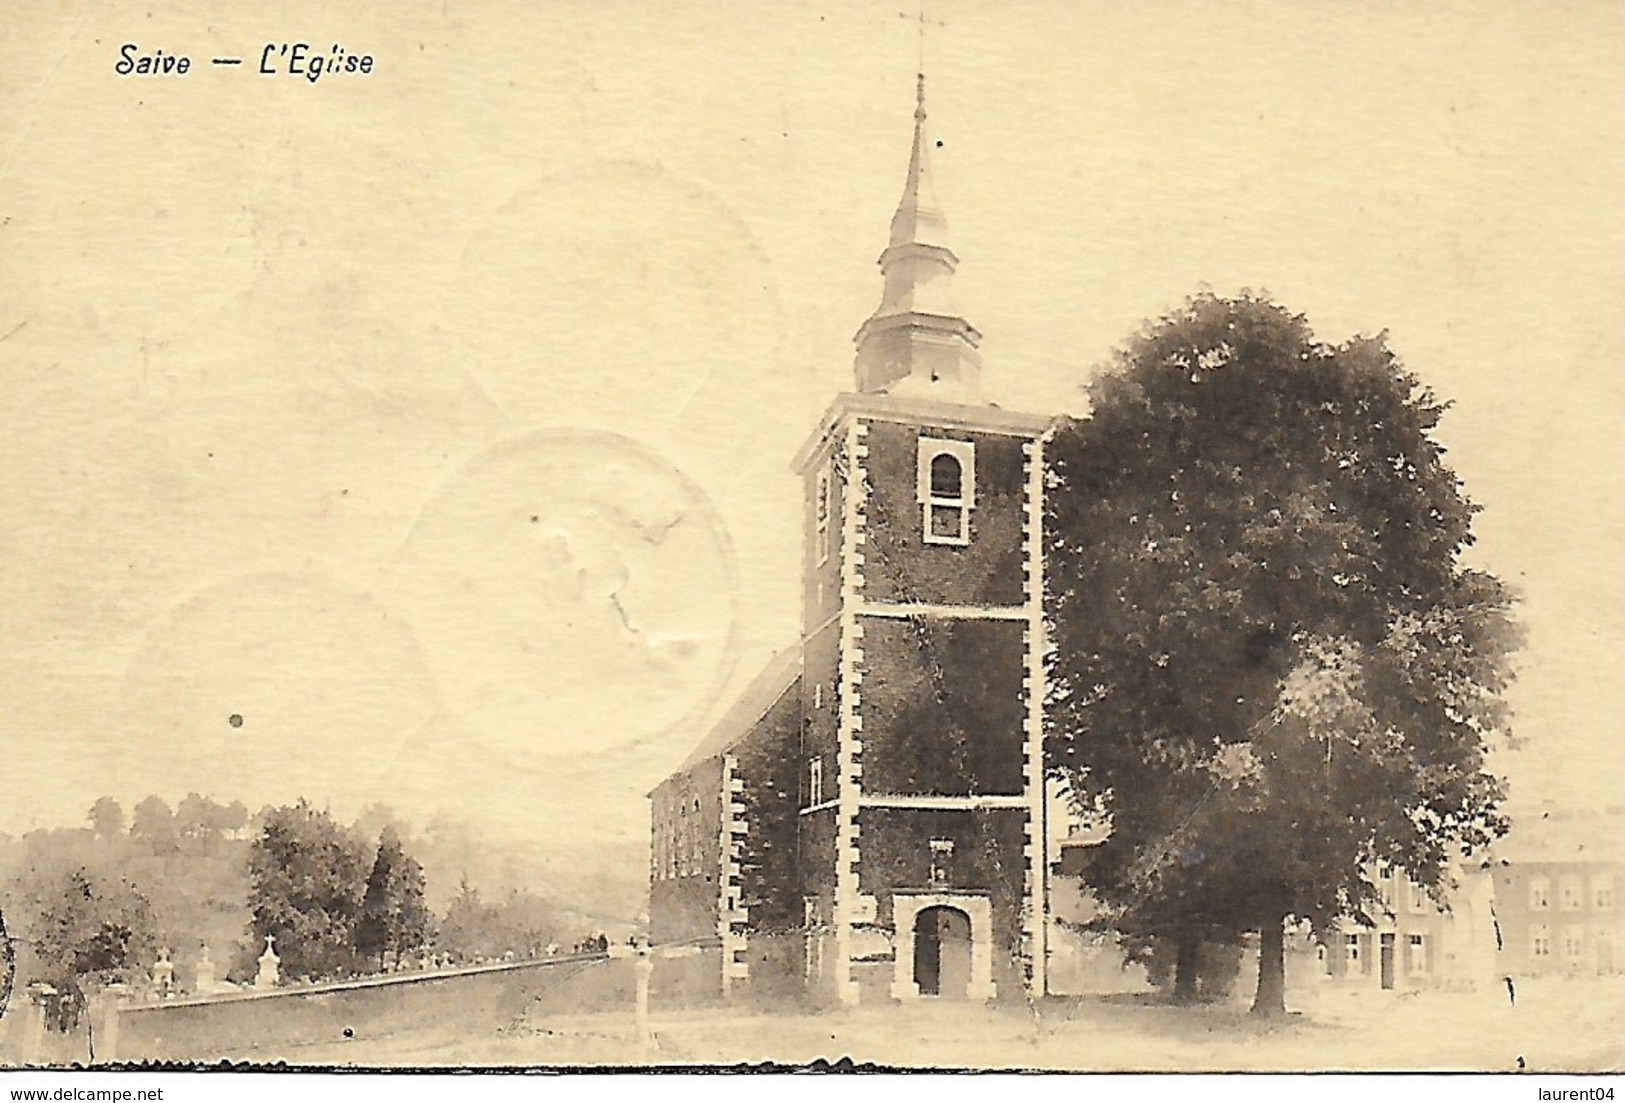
[[1560, 878, 1582, 911], [929, 838, 955, 886], [1594, 876, 1614, 909], [1408, 880, 1429, 914], [1531, 924, 1552, 957], [808, 757, 824, 806], [929, 504, 961, 539], [803, 897, 822, 978], [1407, 933, 1427, 975], [1531, 877, 1550, 910]]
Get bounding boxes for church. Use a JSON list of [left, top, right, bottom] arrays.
[[649, 77, 1062, 1005]]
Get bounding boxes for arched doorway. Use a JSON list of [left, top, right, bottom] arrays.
[[913, 905, 973, 998]]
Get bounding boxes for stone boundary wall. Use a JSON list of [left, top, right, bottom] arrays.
[[4, 945, 724, 1066], [110, 952, 616, 1064]]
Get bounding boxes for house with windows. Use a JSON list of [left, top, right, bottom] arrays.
[[648, 77, 1058, 1005], [1485, 807, 1623, 978], [1322, 864, 1499, 991], [1315, 809, 1624, 992]]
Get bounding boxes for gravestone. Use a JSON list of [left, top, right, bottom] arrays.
[[194, 944, 216, 995], [151, 948, 175, 997], [255, 934, 280, 988]]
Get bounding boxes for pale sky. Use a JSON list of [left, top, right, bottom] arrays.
[[0, 1, 1619, 855]]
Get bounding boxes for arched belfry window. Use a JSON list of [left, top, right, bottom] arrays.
[[917, 438, 975, 545]]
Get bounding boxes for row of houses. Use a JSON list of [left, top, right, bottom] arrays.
[[1478, 810, 1621, 980], [1039, 807, 1620, 997], [1279, 807, 1621, 993]]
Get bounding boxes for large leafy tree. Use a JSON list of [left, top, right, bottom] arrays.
[[243, 801, 370, 981], [1046, 293, 1519, 1016]]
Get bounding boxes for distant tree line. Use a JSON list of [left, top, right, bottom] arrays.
[[91, 793, 251, 851]]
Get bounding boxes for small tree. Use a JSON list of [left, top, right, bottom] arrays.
[[435, 877, 495, 963], [0, 904, 16, 1023], [129, 796, 177, 855], [87, 798, 124, 840], [433, 880, 561, 963], [175, 792, 232, 850], [490, 889, 560, 960], [388, 850, 432, 968], [1047, 293, 1520, 1016], [356, 829, 432, 970], [30, 869, 158, 1029], [217, 800, 250, 839]]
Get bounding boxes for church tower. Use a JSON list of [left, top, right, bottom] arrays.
[[792, 76, 1053, 1004]]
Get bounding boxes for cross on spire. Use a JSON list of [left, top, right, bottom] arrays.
[[903, 4, 947, 79]]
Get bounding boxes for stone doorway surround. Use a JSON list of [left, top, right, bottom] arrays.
[[889, 891, 996, 1001]]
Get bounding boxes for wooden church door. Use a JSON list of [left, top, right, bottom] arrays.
[[914, 906, 973, 998]]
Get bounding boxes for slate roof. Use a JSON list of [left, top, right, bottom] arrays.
[[673, 645, 803, 775]]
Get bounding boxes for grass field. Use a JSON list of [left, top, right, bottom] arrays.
[[258, 975, 1623, 1072]]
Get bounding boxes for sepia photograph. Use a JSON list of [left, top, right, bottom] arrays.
[[0, 0, 1620, 1082]]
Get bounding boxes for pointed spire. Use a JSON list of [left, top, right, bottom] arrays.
[[887, 74, 950, 252], [854, 74, 983, 399]]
